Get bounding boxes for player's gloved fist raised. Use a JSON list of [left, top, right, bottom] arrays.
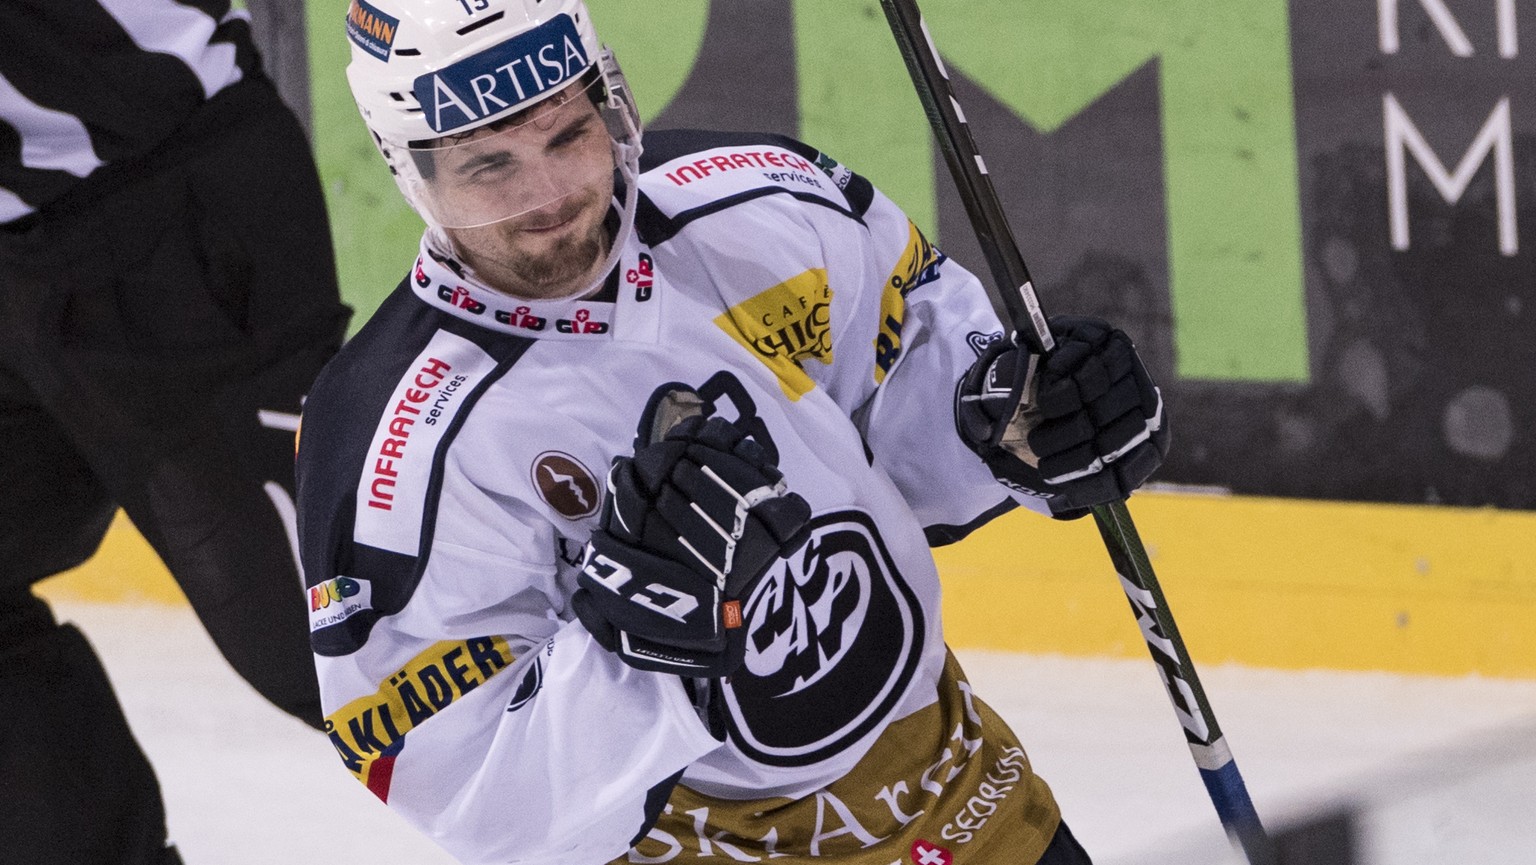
[[572, 414, 811, 677], [957, 315, 1169, 518]]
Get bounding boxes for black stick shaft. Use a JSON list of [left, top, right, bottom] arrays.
[[876, 0, 1272, 859], [877, 0, 1053, 354]]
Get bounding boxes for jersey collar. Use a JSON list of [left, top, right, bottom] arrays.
[[409, 234, 651, 341]]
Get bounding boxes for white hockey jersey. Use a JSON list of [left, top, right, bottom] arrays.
[[296, 130, 1062, 865]]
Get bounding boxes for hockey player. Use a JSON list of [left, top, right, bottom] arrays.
[[297, 1, 1169, 862], [0, 3, 348, 862]]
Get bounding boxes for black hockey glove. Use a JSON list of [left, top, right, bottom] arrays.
[[572, 413, 811, 678], [957, 315, 1170, 519]]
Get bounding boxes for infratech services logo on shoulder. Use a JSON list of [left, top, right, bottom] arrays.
[[346, 0, 398, 62]]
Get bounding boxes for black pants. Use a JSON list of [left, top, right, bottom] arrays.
[[0, 73, 349, 864], [1040, 820, 1093, 864]]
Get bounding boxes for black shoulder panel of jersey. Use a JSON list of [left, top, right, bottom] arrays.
[[634, 128, 878, 246], [297, 277, 534, 656]]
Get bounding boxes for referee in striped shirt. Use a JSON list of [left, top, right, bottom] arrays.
[[0, 3, 349, 862]]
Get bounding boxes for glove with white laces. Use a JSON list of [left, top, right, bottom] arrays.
[[572, 411, 811, 678], [957, 315, 1170, 519]]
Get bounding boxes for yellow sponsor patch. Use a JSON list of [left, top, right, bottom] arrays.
[[323, 636, 515, 788], [714, 269, 833, 400], [875, 221, 944, 384], [874, 274, 903, 386]]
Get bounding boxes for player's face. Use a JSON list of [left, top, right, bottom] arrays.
[[430, 86, 616, 298]]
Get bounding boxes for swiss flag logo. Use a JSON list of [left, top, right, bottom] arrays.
[[911, 839, 953, 865]]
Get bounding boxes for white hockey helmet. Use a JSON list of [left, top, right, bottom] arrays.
[[344, 0, 642, 237]]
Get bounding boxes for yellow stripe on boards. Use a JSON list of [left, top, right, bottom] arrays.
[[32, 496, 1536, 679], [34, 511, 185, 606], [935, 491, 1536, 679]]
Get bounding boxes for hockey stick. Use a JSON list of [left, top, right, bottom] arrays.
[[875, 1, 1273, 861]]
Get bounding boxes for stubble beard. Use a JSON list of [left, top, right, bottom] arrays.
[[451, 192, 612, 300], [512, 220, 607, 295]]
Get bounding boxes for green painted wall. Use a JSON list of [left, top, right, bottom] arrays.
[[797, 1, 1307, 382]]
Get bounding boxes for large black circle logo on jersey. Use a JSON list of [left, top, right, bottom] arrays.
[[722, 510, 924, 766]]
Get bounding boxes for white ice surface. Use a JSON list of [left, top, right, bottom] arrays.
[[57, 602, 1536, 864]]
